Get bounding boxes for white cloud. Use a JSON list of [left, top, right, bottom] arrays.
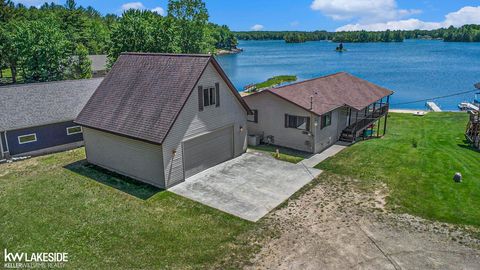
[[251, 24, 265, 31], [337, 19, 440, 31], [121, 2, 145, 11], [120, 2, 166, 15], [310, 0, 420, 23], [151, 7, 165, 15], [444, 6, 480, 27], [336, 6, 480, 31], [290, 21, 300, 27]]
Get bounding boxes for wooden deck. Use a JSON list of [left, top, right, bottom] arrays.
[[340, 104, 389, 142]]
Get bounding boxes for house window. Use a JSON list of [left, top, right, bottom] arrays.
[[18, 133, 37, 144], [67, 126, 82, 135], [285, 114, 310, 131], [321, 112, 332, 129], [203, 87, 216, 107], [247, 110, 258, 123]]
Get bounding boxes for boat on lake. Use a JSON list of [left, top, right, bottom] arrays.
[[335, 43, 346, 52]]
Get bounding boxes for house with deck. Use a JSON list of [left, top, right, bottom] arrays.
[[75, 53, 251, 189], [243, 72, 393, 153], [0, 78, 103, 159]]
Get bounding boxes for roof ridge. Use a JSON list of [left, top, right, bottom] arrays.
[[272, 72, 348, 91], [0, 77, 104, 89], [121, 52, 212, 58]]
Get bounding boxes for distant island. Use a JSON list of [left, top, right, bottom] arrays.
[[244, 75, 297, 94], [235, 24, 480, 43]]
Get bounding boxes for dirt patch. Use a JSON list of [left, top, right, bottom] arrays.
[[244, 173, 480, 269]]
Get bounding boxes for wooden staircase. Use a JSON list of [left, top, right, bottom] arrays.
[[340, 104, 389, 143], [465, 110, 480, 149]]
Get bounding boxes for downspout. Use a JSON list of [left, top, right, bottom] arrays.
[[4, 131, 10, 158], [0, 131, 4, 160]]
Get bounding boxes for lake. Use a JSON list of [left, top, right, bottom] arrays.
[[216, 39, 480, 110]]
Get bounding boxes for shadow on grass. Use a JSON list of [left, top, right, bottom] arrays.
[[64, 160, 163, 200], [458, 140, 480, 153]]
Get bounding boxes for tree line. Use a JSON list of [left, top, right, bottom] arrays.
[[0, 0, 238, 84], [235, 25, 480, 43]]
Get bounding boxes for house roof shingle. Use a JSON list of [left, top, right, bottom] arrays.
[[0, 78, 103, 131], [75, 53, 250, 145], [253, 72, 394, 116]]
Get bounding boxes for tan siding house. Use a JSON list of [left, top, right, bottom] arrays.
[[246, 91, 315, 152], [244, 72, 394, 153], [75, 53, 250, 188]]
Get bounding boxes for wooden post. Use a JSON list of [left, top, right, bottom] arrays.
[[383, 96, 390, 136], [377, 117, 382, 138], [348, 108, 352, 126]]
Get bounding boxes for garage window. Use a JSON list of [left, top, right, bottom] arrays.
[[285, 114, 310, 131], [18, 133, 37, 144], [203, 87, 216, 107]]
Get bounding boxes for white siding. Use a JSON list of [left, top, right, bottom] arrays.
[[83, 127, 165, 188], [162, 63, 248, 187], [313, 107, 349, 153], [244, 91, 315, 153]]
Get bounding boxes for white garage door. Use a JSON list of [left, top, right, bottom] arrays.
[[184, 126, 234, 178]]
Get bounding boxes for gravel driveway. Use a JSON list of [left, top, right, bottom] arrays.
[[247, 173, 480, 269]]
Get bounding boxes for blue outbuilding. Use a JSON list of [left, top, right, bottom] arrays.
[[0, 78, 103, 159]]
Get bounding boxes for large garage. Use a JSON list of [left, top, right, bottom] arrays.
[[75, 53, 251, 188], [183, 126, 234, 178]]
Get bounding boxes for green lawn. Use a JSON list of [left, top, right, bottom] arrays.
[[316, 112, 480, 227], [249, 144, 311, 163], [252, 75, 297, 90], [0, 149, 254, 269]]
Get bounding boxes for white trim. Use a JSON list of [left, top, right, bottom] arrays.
[[0, 133, 4, 159], [3, 131, 9, 153], [18, 133, 37, 144], [66, 126, 83, 135]]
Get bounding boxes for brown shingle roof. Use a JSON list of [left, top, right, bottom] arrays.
[[257, 72, 393, 115], [75, 53, 250, 145]]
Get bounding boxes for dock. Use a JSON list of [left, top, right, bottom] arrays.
[[426, 101, 442, 112]]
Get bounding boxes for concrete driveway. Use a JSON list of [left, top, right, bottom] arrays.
[[169, 151, 322, 222]]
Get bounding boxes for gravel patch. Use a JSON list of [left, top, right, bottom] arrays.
[[245, 173, 480, 269]]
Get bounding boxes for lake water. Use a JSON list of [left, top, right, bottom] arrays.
[[216, 39, 480, 110]]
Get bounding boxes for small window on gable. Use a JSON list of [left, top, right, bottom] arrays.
[[67, 126, 82, 135], [203, 87, 216, 107], [321, 112, 332, 129], [209, 87, 216, 105], [203, 88, 210, 107], [247, 110, 258, 123], [18, 133, 37, 144]]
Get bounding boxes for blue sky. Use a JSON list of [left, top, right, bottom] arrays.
[[13, 0, 480, 31]]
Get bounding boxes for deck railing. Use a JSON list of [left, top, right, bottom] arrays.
[[341, 104, 389, 142]]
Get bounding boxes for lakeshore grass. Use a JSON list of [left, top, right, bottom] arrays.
[[254, 75, 297, 89], [316, 112, 480, 227]]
